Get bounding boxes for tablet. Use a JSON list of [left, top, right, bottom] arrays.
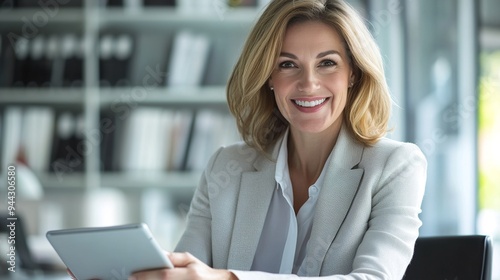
[[46, 223, 173, 280]]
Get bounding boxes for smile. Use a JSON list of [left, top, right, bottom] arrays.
[[293, 98, 327, 108]]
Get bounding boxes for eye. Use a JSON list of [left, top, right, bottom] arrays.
[[278, 61, 296, 68], [319, 59, 337, 67]]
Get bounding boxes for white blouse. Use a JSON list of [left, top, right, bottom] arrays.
[[250, 130, 333, 274]]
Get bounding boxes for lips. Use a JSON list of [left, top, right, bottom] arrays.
[[291, 97, 330, 113], [293, 98, 327, 108]]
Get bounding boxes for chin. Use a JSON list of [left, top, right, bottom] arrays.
[[292, 122, 333, 134], [291, 116, 342, 135]]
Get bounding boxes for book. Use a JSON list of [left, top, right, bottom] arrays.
[[99, 34, 115, 87], [50, 34, 65, 87], [99, 33, 134, 87], [190, 33, 211, 87], [1, 107, 23, 171], [166, 31, 193, 87], [26, 35, 52, 87], [143, 0, 175, 6], [1, 107, 56, 172], [113, 33, 134, 87], [105, 0, 124, 7], [21, 107, 55, 172], [120, 108, 174, 172], [11, 37, 30, 87], [100, 111, 118, 172], [62, 34, 84, 87], [103, 0, 176, 10], [186, 110, 240, 171], [168, 110, 194, 171], [16, 0, 82, 8], [0, 34, 3, 86], [139, 109, 173, 171], [188, 110, 217, 171], [50, 111, 85, 174], [166, 30, 210, 88]]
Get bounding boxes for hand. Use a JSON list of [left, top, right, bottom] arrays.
[[67, 269, 76, 280], [130, 252, 237, 280]]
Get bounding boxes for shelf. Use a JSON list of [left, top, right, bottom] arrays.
[[33, 171, 201, 190], [36, 172, 85, 189], [98, 7, 259, 29], [98, 86, 229, 109], [0, 87, 229, 108], [0, 8, 84, 23], [1, 5, 244, 195], [0, 88, 84, 105], [100, 171, 201, 190]]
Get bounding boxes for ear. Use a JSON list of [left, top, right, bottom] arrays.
[[350, 64, 361, 84], [268, 79, 274, 90]]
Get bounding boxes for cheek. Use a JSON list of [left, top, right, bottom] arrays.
[[271, 75, 292, 90], [326, 77, 350, 96], [271, 79, 293, 104], [274, 91, 289, 112], [324, 72, 349, 86]]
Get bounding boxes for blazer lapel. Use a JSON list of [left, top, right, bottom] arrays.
[[227, 142, 281, 270], [300, 126, 365, 276]]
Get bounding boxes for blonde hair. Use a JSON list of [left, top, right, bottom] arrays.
[[227, 0, 392, 155]]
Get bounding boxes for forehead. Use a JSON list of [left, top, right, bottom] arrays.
[[282, 20, 346, 54]]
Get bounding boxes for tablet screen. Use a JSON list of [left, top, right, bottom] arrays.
[[46, 223, 173, 280]]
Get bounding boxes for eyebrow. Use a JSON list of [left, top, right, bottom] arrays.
[[279, 50, 341, 59]]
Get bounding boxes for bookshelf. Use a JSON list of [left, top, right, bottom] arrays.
[[0, 2, 260, 192]]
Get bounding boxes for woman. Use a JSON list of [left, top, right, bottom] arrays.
[[131, 0, 427, 279]]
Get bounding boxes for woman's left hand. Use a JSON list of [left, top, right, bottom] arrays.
[[129, 252, 237, 280]]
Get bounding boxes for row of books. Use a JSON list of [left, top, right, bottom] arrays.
[[0, 0, 83, 8], [0, 0, 175, 8], [0, 106, 240, 174], [0, 0, 266, 9], [1, 107, 85, 173], [0, 33, 84, 88], [0, 29, 212, 88], [98, 33, 134, 87], [102, 107, 239, 172]]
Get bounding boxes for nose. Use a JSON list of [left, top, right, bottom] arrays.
[[297, 67, 320, 93]]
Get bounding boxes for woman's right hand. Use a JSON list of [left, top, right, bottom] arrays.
[[67, 268, 76, 279], [130, 252, 237, 280]]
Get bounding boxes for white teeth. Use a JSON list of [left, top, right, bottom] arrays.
[[294, 98, 326, 108]]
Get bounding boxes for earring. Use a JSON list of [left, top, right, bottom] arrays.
[[349, 82, 354, 88], [270, 86, 274, 91]]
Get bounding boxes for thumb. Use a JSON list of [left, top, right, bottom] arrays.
[[168, 252, 198, 268], [67, 269, 76, 279]]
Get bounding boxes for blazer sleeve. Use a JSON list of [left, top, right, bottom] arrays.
[[174, 147, 224, 266], [230, 143, 427, 280]]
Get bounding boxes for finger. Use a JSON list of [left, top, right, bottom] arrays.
[[168, 252, 198, 268], [67, 268, 76, 280], [130, 269, 169, 280]]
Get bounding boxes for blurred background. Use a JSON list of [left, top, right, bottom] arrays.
[[0, 0, 498, 279]]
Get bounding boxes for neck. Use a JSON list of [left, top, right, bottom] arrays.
[[287, 121, 342, 184]]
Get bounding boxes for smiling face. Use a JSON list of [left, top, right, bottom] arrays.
[[269, 20, 353, 135]]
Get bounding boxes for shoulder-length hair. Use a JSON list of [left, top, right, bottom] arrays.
[[227, 0, 392, 155]]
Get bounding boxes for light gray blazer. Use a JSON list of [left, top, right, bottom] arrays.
[[176, 126, 427, 279]]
